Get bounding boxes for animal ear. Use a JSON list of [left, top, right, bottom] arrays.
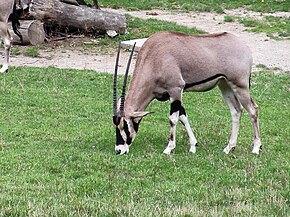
[[130, 111, 152, 118]]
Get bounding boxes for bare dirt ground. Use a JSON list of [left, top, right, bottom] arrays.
[[5, 8, 290, 73]]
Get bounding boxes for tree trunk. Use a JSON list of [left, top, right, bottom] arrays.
[[30, 0, 126, 34], [11, 20, 46, 45]]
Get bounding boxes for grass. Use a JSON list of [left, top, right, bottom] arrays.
[[239, 16, 290, 39], [222, 15, 290, 40], [23, 47, 40, 57], [0, 66, 289, 216], [224, 15, 235, 23], [86, 0, 290, 13]]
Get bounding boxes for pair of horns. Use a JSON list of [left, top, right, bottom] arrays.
[[113, 42, 136, 117]]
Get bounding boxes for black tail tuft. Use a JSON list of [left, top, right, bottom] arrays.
[[9, 4, 23, 42]]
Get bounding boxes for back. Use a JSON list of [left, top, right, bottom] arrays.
[[136, 31, 253, 84]]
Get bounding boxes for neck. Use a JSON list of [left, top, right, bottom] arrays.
[[124, 85, 154, 115]]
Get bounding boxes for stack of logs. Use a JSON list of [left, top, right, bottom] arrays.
[[13, 0, 126, 45]]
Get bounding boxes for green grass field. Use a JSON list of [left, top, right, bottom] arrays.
[[87, 0, 290, 13], [0, 67, 288, 216]]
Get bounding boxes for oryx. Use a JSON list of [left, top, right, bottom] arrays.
[[0, 0, 31, 73], [112, 31, 262, 155]]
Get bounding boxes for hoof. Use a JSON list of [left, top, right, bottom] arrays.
[[0, 69, 8, 73], [252, 144, 261, 155], [223, 145, 235, 154], [0, 66, 8, 73], [163, 147, 174, 155], [189, 145, 196, 153]]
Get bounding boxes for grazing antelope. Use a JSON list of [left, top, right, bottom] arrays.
[[0, 0, 31, 73], [112, 31, 262, 155]]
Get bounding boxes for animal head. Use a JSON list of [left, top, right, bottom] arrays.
[[112, 42, 150, 155], [112, 111, 150, 155]]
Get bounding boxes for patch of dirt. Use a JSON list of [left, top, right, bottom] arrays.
[[119, 8, 290, 72], [5, 8, 290, 73], [8, 36, 136, 75]]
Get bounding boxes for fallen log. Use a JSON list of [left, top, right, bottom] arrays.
[[11, 20, 46, 45], [29, 0, 126, 34]]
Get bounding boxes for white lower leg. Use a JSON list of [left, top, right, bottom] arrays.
[[163, 112, 179, 155], [0, 37, 11, 73], [223, 119, 240, 154], [249, 102, 262, 155], [223, 100, 242, 154], [252, 118, 261, 154], [179, 114, 197, 153], [252, 138, 261, 154]]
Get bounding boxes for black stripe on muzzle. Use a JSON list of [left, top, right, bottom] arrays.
[[116, 127, 125, 145]]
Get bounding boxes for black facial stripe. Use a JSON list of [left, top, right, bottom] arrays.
[[170, 100, 181, 115], [116, 127, 124, 145], [179, 106, 186, 116], [123, 121, 132, 145], [184, 74, 227, 90], [112, 116, 121, 126]]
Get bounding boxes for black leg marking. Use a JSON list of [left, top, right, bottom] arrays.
[[179, 105, 186, 116], [170, 100, 181, 115]]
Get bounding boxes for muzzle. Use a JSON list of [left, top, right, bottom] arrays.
[[115, 144, 130, 155]]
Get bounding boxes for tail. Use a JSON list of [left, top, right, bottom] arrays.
[[9, 4, 23, 42]]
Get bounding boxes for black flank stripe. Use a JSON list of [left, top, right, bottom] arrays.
[[184, 74, 227, 90]]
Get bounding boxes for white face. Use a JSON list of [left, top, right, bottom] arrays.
[[113, 117, 139, 155]]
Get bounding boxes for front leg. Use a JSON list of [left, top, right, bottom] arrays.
[[163, 100, 180, 154], [178, 106, 198, 153]]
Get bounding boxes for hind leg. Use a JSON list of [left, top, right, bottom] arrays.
[[0, 23, 11, 73], [219, 80, 243, 154], [232, 85, 262, 154]]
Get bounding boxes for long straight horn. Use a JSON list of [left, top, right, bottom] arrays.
[[113, 42, 121, 116], [119, 42, 136, 117]]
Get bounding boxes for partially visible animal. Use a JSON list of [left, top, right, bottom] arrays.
[[112, 31, 262, 155], [0, 0, 31, 73]]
